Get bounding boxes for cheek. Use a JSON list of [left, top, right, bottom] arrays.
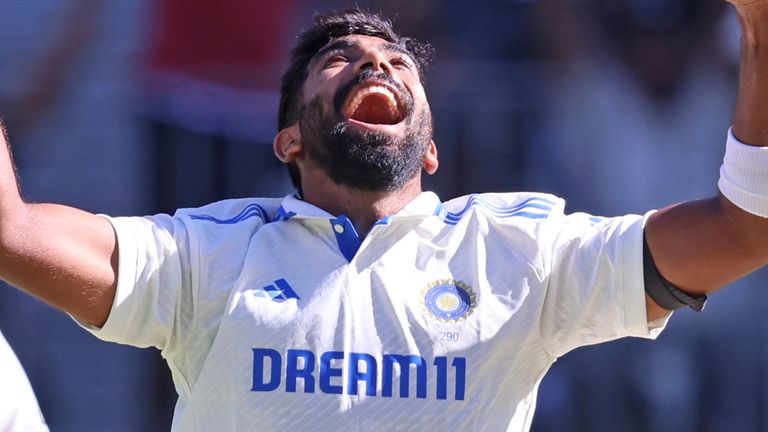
[[300, 91, 333, 120], [406, 81, 428, 104], [415, 90, 428, 106], [412, 88, 431, 115], [311, 68, 349, 93], [303, 79, 345, 111], [303, 71, 332, 102]]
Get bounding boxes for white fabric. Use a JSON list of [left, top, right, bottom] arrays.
[[718, 128, 768, 217], [0, 331, 48, 432], [81, 192, 663, 431]]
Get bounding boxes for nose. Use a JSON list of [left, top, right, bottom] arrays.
[[354, 49, 392, 75]]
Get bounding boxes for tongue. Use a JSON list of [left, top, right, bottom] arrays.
[[350, 94, 398, 124]]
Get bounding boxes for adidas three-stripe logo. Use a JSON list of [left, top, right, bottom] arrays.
[[256, 279, 300, 302]]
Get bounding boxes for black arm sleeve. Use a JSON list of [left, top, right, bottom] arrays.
[[643, 230, 707, 312]]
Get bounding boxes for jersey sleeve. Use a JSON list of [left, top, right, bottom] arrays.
[[77, 213, 197, 354], [538, 208, 667, 358]]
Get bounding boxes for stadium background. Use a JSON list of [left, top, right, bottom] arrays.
[[1, 0, 767, 430]]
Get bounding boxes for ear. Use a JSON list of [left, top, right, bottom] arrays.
[[423, 140, 439, 175], [273, 125, 302, 163]]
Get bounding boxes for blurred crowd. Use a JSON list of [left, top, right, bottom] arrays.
[[0, 0, 762, 431]]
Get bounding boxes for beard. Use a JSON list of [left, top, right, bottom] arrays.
[[298, 72, 433, 192]]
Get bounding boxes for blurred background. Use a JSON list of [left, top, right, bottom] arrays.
[[0, 0, 765, 430]]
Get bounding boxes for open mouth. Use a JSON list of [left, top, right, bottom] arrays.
[[344, 83, 405, 125]]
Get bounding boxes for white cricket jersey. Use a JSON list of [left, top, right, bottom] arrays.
[[82, 191, 664, 431], [0, 331, 48, 431]]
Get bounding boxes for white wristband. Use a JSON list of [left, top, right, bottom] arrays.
[[718, 128, 768, 218]]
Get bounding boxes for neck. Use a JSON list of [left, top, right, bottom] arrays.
[[300, 173, 423, 236]]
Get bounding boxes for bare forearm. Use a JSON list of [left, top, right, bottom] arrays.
[[646, 0, 768, 319], [0, 121, 117, 327], [0, 122, 24, 217]]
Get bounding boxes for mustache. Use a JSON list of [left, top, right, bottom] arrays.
[[332, 69, 411, 115]]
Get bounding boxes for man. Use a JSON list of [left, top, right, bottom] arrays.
[[0, 3, 766, 431]]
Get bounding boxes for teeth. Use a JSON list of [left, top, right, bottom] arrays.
[[346, 85, 400, 119]]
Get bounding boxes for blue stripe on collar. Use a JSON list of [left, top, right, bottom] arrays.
[[330, 216, 361, 262]]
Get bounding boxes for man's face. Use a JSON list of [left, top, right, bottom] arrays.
[[297, 34, 433, 191]]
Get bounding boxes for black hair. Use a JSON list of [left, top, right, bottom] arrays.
[[277, 9, 433, 188]]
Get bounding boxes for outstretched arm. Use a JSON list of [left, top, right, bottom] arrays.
[[0, 121, 117, 327], [644, 0, 768, 320]]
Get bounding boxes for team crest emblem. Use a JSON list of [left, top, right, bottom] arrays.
[[421, 280, 477, 323]]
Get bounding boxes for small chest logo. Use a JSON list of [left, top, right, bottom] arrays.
[[421, 279, 476, 323], [255, 278, 300, 302]]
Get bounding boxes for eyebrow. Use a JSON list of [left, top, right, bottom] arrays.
[[312, 38, 415, 64]]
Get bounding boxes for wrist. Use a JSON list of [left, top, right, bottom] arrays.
[[718, 128, 768, 218]]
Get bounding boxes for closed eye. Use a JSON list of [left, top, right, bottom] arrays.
[[390, 56, 415, 71], [325, 55, 349, 68]]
